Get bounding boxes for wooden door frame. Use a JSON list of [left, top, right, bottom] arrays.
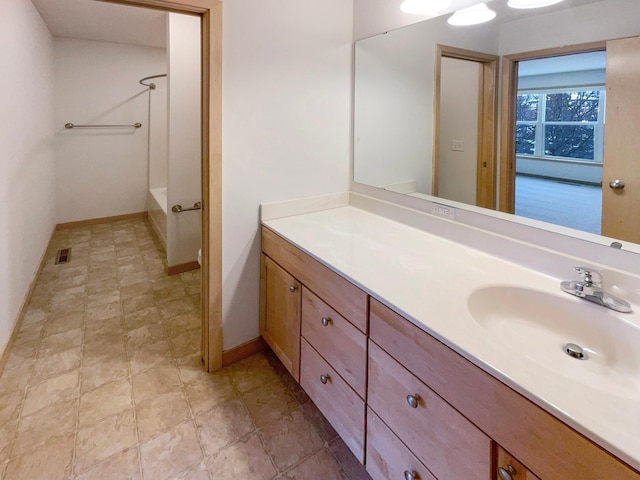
[[498, 41, 606, 214], [433, 44, 499, 208], [99, 0, 222, 372]]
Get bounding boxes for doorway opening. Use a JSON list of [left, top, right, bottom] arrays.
[[513, 51, 606, 234]]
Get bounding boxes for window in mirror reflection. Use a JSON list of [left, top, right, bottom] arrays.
[[513, 54, 606, 235]]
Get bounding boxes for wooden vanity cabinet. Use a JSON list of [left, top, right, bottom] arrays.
[[260, 254, 301, 381], [495, 447, 541, 480], [260, 227, 640, 480]]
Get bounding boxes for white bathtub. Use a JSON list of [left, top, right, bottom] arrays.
[[147, 187, 167, 250]]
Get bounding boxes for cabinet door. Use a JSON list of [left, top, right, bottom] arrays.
[[495, 447, 541, 480], [260, 254, 301, 381]]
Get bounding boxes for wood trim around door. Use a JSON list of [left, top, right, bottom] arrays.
[[433, 45, 499, 208], [101, 0, 223, 372], [498, 41, 606, 214]]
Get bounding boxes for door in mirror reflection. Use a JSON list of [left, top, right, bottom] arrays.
[[508, 40, 640, 243], [434, 45, 498, 209]]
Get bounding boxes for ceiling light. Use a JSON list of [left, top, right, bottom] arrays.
[[400, 0, 452, 15], [447, 3, 496, 25], [507, 0, 563, 8]]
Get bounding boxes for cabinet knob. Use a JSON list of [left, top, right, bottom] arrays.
[[320, 374, 330, 384], [406, 394, 420, 408], [288, 285, 298, 293], [321, 316, 331, 326], [498, 465, 516, 480], [404, 470, 420, 480]]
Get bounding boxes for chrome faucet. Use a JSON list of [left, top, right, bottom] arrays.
[[560, 267, 632, 313]]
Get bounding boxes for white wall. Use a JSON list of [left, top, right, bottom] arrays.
[[54, 38, 165, 223], [222, 0, 353, 350], [438, 57, 479, 205], [166, 13, 202, 267], [0, 0, 56, 354], [353, 14, 498, 196]]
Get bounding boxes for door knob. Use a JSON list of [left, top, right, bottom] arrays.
[[498, 465, 517, 480], [609, 179, 625, 190]]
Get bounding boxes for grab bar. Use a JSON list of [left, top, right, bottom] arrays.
[[65, 122, 142, 129], [171, 201, 202, 213]]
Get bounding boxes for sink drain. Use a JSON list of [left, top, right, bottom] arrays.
[[564, 343, 587, 360]]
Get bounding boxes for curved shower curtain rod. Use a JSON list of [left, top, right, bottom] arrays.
[[139, 74, 167, 90]]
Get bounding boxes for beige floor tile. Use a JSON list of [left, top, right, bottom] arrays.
[[0, 359, 33, 393], [183, 371, 235, 416], [242, 379, 298, 428], [42, 311, 84, 336], [48, 297, 86, 316], [139, 420, 203, 480], [4, 433, 75, 480], [194, 398, 255, 456], [12, 398, 78, 457], [84, 316, 124, 344], [21, 307, 48, 327], [30, 346, 81, 383], [13, 321, 44, 346], [229, 353, 281, 393], [259, 409, 324, 472], [176, 354, 208, 384], [120, 280, 154, 300], [86, 301, 121, 323], [207, 433, 276, 480], [0, 419, 18, 464], [75, 446, 141, 480], [282, 448, 347, 480], [120, 271, 152, 287], [39, 327, 83, 356], [75, 408, 138, 473], [126, 323, 167, 350], [122, 306, 162, 331], [132, 364, 182, 404], [50, 285, 87, 304], [129, 339, 173, 375], [123, 294, 157, 315], [300, 400, 339, 442], [159, 298, 196, 319], [2, 339, 39, 371], [21, 370, 80, 417], [0, 390, 23, 424], [80, 356, 130, 393], [329, 437, 372, 480], [83, 335, 127, 366], [136, 391, 192, 442], [168, 461, 211, 480], [169, 330, 200, 359], [79, 378, 133, 426], [87, 289, 121, 308]]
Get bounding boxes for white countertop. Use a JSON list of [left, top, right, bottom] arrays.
[[262, 204, 640, 471]]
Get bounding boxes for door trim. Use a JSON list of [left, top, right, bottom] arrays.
[[100, 0, 223, 371], [433, 44, 499, 208], [498, 41, 606, 214]]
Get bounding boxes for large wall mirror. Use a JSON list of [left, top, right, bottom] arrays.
[[353, 0, 640, 249]]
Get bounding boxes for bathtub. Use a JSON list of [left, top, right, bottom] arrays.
[[147, 187, 167, 250]]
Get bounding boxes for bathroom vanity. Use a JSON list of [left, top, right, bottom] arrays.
[[259, 194, 640, 480]]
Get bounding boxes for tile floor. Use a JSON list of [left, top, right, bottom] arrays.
[[0, 218, 371, 480]]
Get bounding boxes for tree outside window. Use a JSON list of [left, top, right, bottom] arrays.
[[515, 89, 604, 162]]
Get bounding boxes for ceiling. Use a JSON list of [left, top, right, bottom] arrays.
[[30, 0, 166, 49]]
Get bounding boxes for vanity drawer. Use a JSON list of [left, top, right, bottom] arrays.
[[301, 287, 367, 398], [300, 338, 365, 463], [369, 298, 640, 480], [366, 408, 436, 480], [262, 226, 368, 333], [368, 341, 491, 480]]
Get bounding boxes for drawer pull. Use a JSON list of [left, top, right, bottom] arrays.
[[404, 470, 420, 480], [321, 316, 332, 326], [320, 374, 330, 384], [498, 465, 516, 480], [288, 285, 298, 293], [406, 394, 420, 408]]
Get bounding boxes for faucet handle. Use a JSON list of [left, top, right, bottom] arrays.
[[574, 267, 603, 286]]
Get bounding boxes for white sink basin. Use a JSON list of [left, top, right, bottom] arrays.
[[467, 286, 640, 398]]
